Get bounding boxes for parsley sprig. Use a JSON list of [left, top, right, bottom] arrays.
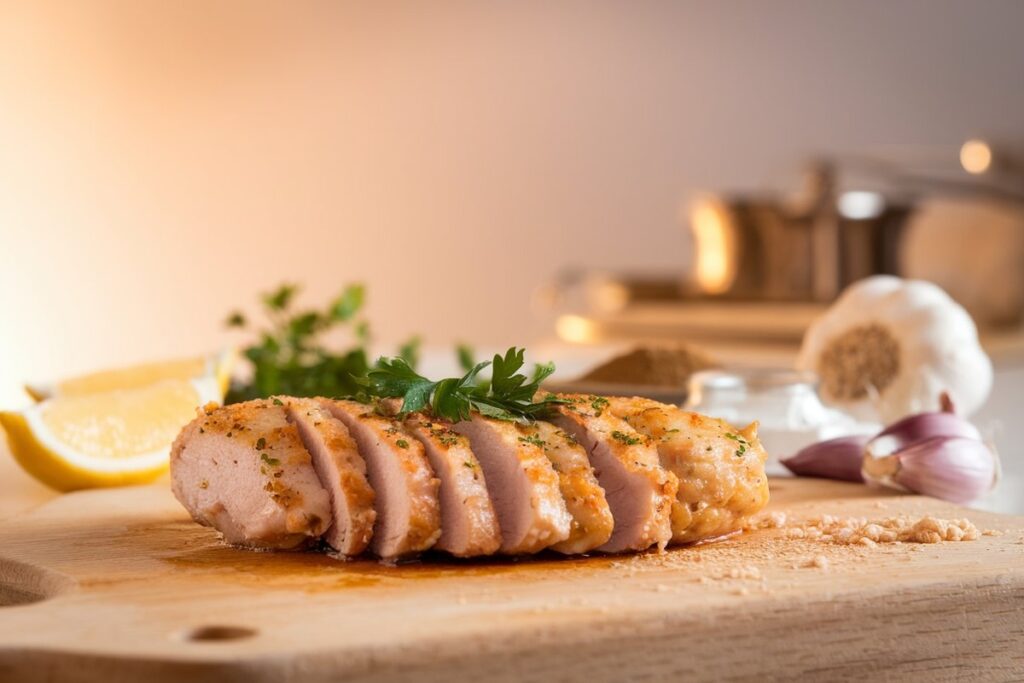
[[225, 283, 418, 403], [363, 347, 563, 422]]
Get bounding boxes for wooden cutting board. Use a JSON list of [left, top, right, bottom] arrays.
[[0, 479, 1021, 683]]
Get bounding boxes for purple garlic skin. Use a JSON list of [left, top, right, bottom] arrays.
[[782, 435, 870, 483], [866, 411, 982, 459], [862, 436, 998, 505]]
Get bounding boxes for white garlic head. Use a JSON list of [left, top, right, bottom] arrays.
[[797, 276, 992, 422]]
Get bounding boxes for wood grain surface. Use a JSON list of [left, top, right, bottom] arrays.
[[0, 479, 1021, 683]]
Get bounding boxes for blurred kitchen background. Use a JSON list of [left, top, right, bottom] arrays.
[[2, 2, 1023, 507]]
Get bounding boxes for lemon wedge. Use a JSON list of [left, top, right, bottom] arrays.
[[0, 378, 222, 491], [24, 350, 236, 402]]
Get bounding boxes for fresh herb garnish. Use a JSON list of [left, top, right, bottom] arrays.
[[610, 430, 642, 445], [456, 343, 477, 373], [395, 439, 410, 449], [397, 336, 422, 371], [725, 432, 750, 457], [255, 437, 266, 450], [590, 395, 610, 416], [225, 283, 419, 403], [260, 453, 281, 467], [429, 426, 460, 445], [518, 434, 547, 448], [362, 347, 563, 423]]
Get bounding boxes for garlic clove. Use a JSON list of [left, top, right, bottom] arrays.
[[861, 436, 998, 504], [865, 411, 982, 459], [781, 435, 870, 482]]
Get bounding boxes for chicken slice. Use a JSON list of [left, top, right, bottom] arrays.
[[604, 396, 769, 543], [170, 400, 331, 549], [402, 415, 502, 557], [521, 421, 613, 554], [283, 397, 376, 556], [549, 394, 678, 553], [320, 399, 441, 559], [453, 414, 571, 554]]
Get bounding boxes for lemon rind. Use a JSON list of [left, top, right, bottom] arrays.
[[22, 350, 235, 402], [13, 377, 222, 475]]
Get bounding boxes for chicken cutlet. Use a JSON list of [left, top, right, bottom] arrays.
[[605, 396, 769, 543]]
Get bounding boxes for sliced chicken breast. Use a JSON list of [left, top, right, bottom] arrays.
[[283, 397, 376, 556], [402, 415, 502, 557], [453, 414, 571, 554], [320, 399, 441, 559], [170, 400, 331, 549], [549, 394, 678, 553], [521, 421, 613, 554], [605, 396, 769, 543]]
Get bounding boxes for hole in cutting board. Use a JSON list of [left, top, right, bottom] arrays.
[[0, 556, 75, 606], [184, 625, 257, 642]]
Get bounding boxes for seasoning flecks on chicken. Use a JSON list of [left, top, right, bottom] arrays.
[[549, 394, 678, 553], [170, 400, 331, 550], [453, 414, 572, 554], [604, 396, 769, 543], [283, 397, 376, 556], [319, 399, 441, 559], [170, 390, 769, 561], [520, 421, 613, 554], [402, 414, 502, 558]]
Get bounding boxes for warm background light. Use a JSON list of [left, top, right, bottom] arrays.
[[555, 315, 598, 345], [960, 139, 993, 175], [2, 2, 1023, 406], [689, 199, 736, 294], [837, 191, 886, 220]]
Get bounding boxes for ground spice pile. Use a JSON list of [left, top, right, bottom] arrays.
[[579, 345, 717, 387]]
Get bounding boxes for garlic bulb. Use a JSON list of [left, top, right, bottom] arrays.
[[797, 276, 992, 422]]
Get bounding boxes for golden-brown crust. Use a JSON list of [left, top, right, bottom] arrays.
[[169, 399, 332, 548], [525, 421, 613, 554], [325, 400, 441, 557], [281, 398, 378, 554], [404, 414, 502, 557], [501, 419, 572, 554], [552, 394, 678, 551], [606, 396, 770, 543], [173, 392, 769, 557]]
